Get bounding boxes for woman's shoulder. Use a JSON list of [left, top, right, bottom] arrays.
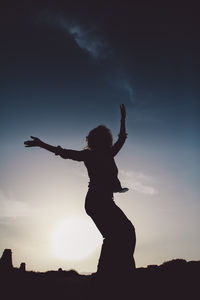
[[82, 149, 91, 158]]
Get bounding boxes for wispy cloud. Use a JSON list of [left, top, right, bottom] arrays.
[[122, 80, 135, 104], [43, 14, 110, 59], [41, 12, 137, 105], [120, 170, 158, 195], [108, 73, 136, 105], [0, 190, 31, 218], [63, 23, 107, 59]]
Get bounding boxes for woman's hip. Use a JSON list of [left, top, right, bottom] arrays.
[[85, 190, 135, 240]]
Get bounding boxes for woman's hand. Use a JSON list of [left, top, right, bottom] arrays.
[[120, 104, 126, 119], [24, 136, 42, 147]]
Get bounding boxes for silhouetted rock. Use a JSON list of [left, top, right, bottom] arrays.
[[0, 249, 13, 271], [147, 264, 159, 270], [19, 262, 26, 272], [161, 258, 187, 269]]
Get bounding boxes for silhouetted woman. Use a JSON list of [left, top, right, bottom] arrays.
[[24, 104, 136, 285]]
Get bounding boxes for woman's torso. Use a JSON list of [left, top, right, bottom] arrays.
[[84, 150, 122, 193]]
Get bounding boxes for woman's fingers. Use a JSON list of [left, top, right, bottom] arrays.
[[120, 104, 126, 118], [24, 139, 35, 147]]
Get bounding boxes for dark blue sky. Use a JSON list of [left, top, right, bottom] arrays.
[[0, 1, 199, 271], [1, 1, 199, 142]]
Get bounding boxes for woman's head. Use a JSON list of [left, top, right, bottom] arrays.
[[86, 125, 113, 151]]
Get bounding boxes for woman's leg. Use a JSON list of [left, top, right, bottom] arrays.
[[97, 202, 136, 277], [85, 190, 136, 277]]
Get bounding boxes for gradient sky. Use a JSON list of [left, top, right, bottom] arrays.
[[0, 1, 199, 273]]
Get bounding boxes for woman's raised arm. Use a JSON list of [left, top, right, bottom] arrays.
[[111, 104, 127, 157]]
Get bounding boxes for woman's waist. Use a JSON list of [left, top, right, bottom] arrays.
[[88, 178, 122, 192], [85, 187, 113, 204], [86, 187, 114, 199]]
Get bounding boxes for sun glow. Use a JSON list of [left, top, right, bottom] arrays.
[[51, 216, 102, 261]]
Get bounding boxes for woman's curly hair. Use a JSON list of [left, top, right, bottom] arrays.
[[86, 125, 113, 151]]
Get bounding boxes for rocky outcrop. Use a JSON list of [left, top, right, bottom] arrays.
[[0, 249, 13, 271], [19, 262, 26, 272]]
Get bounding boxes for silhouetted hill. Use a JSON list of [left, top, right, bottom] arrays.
[[0, 249, 199, 300]]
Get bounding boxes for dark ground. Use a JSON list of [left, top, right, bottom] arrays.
[[1, 259, 199, 300]]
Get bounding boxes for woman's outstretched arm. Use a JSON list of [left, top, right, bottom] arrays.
[[111, 104, 127, 156], [24, 136, 58, 153], [24, 136, 86, 161]]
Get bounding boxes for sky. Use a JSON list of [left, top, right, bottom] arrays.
[[0, 1, 199, 273]]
